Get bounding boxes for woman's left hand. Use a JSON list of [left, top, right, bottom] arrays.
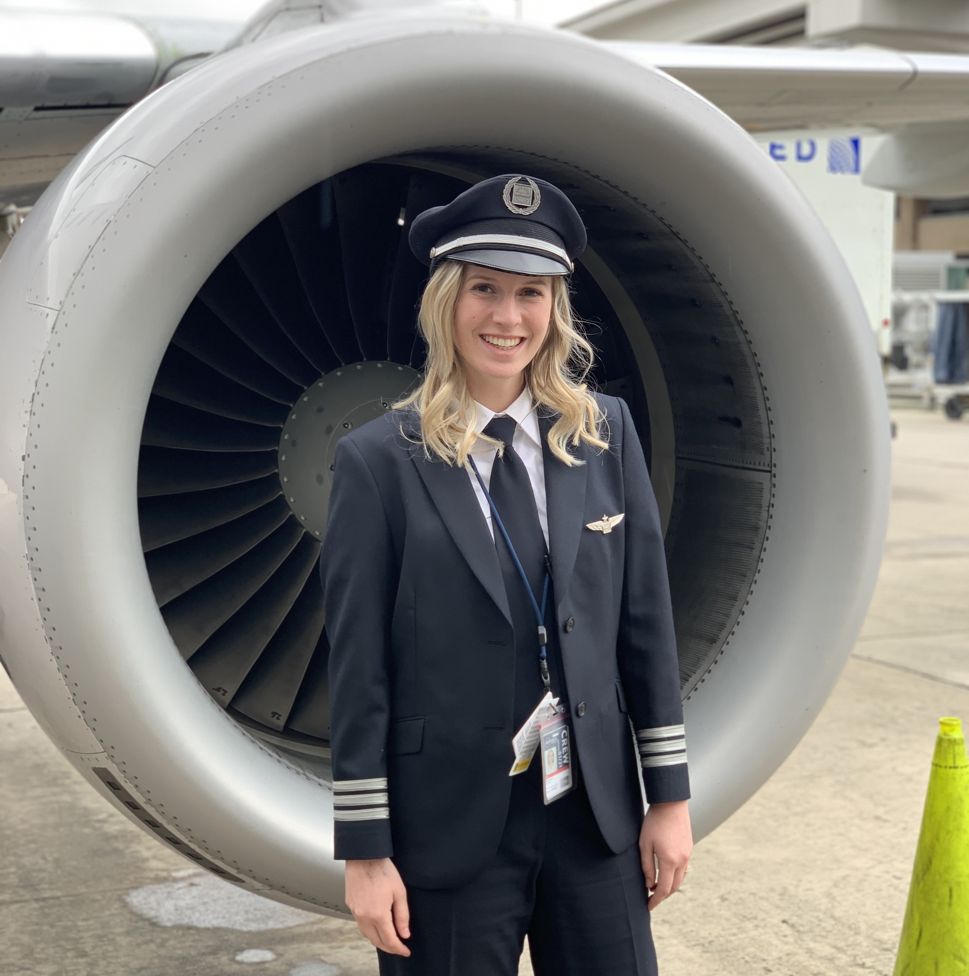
[[639, 799, 692, 910]]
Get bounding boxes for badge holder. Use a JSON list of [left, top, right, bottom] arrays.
[[539, 707, 575, 804], [507, 692, 576, 805]]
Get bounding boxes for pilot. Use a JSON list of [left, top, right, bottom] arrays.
[[320, 173, 692, 976]]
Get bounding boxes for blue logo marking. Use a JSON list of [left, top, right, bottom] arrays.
[[827, 137, 861, 174]]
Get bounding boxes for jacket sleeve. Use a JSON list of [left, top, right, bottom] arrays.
[[614, 397, 691, 805], [321, 435, 397, 860]]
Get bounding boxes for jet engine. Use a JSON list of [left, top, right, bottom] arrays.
[[0, 13, 890, 914]]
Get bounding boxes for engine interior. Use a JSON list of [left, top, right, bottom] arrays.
[[140, 151, 773, 758]]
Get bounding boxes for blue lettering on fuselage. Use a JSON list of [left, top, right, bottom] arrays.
[[767, 136, 857, 169]]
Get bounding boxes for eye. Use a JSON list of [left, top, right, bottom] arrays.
[[471, 282, 494, 294], [520, 287, 545, 298]]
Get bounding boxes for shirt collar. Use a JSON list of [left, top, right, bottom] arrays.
[[472, 386, 541, 449]]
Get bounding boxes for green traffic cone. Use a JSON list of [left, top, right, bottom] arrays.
[[893, 717, 969, 976]]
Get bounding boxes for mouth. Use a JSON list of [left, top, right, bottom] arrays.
[[480, 334, 524, 349]]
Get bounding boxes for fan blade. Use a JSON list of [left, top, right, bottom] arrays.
[[333, 166, 408, 360], [140, 474, 282, 551], [153, 344, 289, 427], [284, 629, 331, 740], [234, 214, 340, 375], [138, 446, 278, 498], [142, 396, 281, 452], [172, 301, 303, 403], [277, 181, 360, 365], [145, 497, 292, 605], [190, 536, 320, 706], [200, 254, 319, 387], [386, 171, 464, 362], [162, 517, 305, 660], [231, 571, 326, 731]]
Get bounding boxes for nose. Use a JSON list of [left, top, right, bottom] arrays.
[[492, 292, 522, 328]]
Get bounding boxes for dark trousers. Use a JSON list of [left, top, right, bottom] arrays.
[[378, 763, 656, 976]]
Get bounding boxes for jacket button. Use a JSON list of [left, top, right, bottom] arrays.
[[564, 617, 575, 633], [576, 702, 587, 717]]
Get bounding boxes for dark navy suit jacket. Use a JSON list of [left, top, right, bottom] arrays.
[[321, 393, 689, 890]]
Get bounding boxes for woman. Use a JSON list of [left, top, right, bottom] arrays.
[[321, 174, 692, 976]]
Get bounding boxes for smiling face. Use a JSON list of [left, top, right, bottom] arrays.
[[451, 264, 553, 408]]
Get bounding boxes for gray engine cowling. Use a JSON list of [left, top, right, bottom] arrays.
[[0, 13, 889, 915]]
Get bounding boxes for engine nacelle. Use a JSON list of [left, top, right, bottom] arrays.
[[0, 14, 889, 914]]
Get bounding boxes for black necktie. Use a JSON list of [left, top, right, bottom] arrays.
[[484, 415, 565, 728], [483, 415, 547, 601]]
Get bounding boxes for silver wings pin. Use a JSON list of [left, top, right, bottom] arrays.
[[585, 513, 625, 534]]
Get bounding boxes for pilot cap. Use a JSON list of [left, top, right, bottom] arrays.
[[409, 174, 586, 277]]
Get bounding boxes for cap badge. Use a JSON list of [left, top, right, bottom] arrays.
[[502, 176, 541, 216]]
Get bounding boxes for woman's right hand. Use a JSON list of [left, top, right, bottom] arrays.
[[345, 858, 411, 956]]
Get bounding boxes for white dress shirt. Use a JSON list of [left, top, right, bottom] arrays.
[[465, 386, 549, 547]]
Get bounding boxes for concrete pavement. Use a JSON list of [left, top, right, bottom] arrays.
[[2, 406, 967, 976]]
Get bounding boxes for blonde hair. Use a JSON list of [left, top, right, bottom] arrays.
[[395, 260, 608, 467]]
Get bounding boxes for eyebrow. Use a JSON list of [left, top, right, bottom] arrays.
[[467, 274, 548, 285]]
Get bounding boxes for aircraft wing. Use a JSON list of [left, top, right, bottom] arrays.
[[0, 7, 237, 207], [608, 42, 969, 131], [0, 10, 159, 202]]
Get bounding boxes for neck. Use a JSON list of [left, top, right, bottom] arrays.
[[466, 373, 526, 414]]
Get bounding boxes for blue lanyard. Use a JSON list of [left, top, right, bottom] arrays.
[[468, 456, 553, 691]]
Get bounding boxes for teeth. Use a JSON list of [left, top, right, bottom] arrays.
[[482, 336, 522, 348]]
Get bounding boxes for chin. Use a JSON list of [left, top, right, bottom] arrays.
[[481, 363, 530, 382]]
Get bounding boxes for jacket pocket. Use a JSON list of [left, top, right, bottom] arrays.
[[615, 679, 629, 714], [389, 716, 424, 755]]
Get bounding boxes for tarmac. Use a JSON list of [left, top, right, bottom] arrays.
[[2, 405, 968, 976]]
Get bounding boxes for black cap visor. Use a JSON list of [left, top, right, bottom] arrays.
[[430, 222, 573, 276], [445, 248, 570, 276]]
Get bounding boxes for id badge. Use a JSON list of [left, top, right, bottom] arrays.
[[539, 710, 575, 805], [509, 691, 559, 775]]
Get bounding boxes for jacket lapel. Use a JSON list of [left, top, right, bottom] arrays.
[[539, 413, 589, 607], [406, 409, 589, 622], [410, 452, 512, 626]]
